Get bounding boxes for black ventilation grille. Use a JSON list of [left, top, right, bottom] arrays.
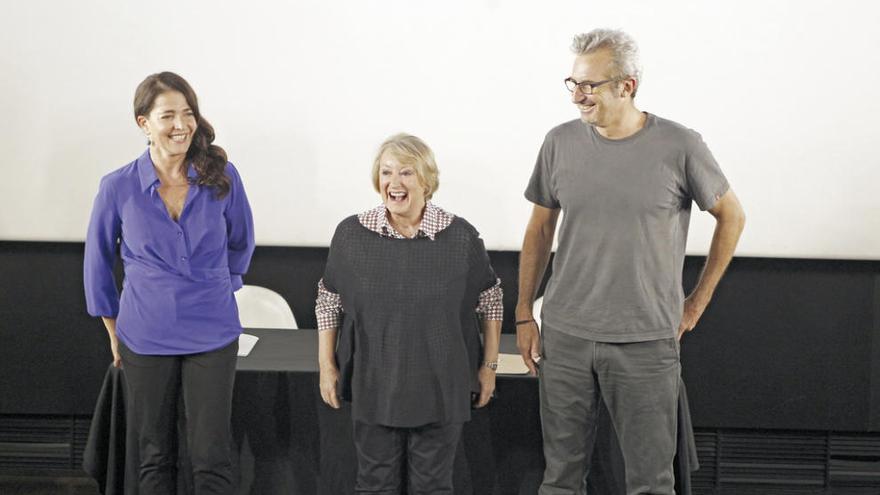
[[829, 433, 880, 491], [692, 430, 718, 491], [0, 415, 91, 470], [692, 429, 880, 494], [718, 430, 826, 486], [3, 414, 880, 493]]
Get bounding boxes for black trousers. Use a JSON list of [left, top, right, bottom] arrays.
[[118, 339, 238, 495], [353, 421, 463, 495]]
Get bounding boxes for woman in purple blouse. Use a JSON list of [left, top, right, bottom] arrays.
[[84, 72, 254, 495]]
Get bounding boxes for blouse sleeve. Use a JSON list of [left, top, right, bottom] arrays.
[[475, 278, 503, 321], [224, 163, 255, 291], [315, 278, 343, 330], [316, 218, 352, 330], [83, 176, 122, 317], [467, 223, 503, 321]]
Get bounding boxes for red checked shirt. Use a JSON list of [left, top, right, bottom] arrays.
[[316, 203, 503, 330]]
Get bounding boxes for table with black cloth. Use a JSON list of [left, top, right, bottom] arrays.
[[83, 328, 698, 494]]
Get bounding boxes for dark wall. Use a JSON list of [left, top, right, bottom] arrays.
[[678, 257, 880, 431], [1, 241, 878, 433], [0, 242, 109, 416]]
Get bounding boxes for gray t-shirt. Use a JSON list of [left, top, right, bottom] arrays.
[[525, 113, 729, 342]]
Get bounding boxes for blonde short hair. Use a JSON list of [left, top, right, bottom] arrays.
[[371, 133, 440, 200]]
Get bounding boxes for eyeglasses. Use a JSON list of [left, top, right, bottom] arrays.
[[564, 77, 616, 95]]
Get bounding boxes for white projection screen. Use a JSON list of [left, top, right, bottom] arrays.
[[1, 0, 878, 259]]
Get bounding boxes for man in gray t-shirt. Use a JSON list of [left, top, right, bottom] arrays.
[[516, 29, 745, 495]]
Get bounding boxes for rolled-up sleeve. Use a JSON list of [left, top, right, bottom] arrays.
[[465, 223, 503, 321], [475, 278, 503, 321], [84, 176, 121, 317], [315, 278, 343, 330], [224, 163, 255, 291]]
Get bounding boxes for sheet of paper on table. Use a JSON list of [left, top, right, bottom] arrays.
[[237, 333, 259, 357], [497, 353, 531, 375]]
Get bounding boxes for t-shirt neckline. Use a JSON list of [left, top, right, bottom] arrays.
[[585, 112, 654, 145]]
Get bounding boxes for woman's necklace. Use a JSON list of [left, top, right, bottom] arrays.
[[388, 216, 420, 238]]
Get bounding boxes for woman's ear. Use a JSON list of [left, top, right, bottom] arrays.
[[136, 115, 151, 143]]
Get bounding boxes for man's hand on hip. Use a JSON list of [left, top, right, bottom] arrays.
[[678, 294, 709, 340]]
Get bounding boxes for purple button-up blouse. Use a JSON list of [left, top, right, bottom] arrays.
[[84, 149, 255, 355]]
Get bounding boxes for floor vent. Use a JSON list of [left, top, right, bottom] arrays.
[[829, 433, 880, 492], [0, 415, 91, 471], [692, 430, 718, 492], [3, 414, 880, 493], [718, 430, 826, 487], [691, 428, 880, 494]]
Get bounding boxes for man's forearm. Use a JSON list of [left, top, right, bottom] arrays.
[[516, 225, 555, 319], [691, 214, 745, 303]]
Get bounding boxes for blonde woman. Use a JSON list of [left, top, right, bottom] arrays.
[[315, 134, 502, 493]]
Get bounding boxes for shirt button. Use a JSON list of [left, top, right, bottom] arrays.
[[177, 231, 183, 237], [181, 256, 187, 262]]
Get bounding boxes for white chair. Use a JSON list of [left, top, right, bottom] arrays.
[[234, 284, 297, 329]]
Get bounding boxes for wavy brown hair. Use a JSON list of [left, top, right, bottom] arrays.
[[133, 72, 230, 198]]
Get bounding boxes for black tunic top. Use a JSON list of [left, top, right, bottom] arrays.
[[323, 214, 498, 427]]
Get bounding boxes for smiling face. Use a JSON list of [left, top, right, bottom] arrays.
[[570, 48, 627, 128], [137, 90, 197, 161], [378, 151, 428, 220]]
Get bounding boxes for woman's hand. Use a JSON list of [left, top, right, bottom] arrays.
[[318, 328, 341, 409], [474, 366, 496, 408], [101, 317, 122, 368], [109, 336, 122, 368], [319, 363, 341, 409], [477, 318, 501, 408]]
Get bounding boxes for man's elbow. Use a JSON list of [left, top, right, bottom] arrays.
[[734, 204, 746, 232], [722, 204, 746, 234]]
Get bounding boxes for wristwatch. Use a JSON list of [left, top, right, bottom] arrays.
[[483, 360, 498, 371]]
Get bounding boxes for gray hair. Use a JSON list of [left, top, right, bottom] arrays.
[[571, 29, 642, 97]]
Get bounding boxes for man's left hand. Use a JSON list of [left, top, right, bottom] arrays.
[[678, 294, 709, 340]]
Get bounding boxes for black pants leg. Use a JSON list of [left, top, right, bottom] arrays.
[[182, 340, 238, 494], [353, 422, 406, 494], [353, 421, 463, 495], [120, 339, 238, 495], [119, 342, 182, 495], [407, 422, 462, 495]]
